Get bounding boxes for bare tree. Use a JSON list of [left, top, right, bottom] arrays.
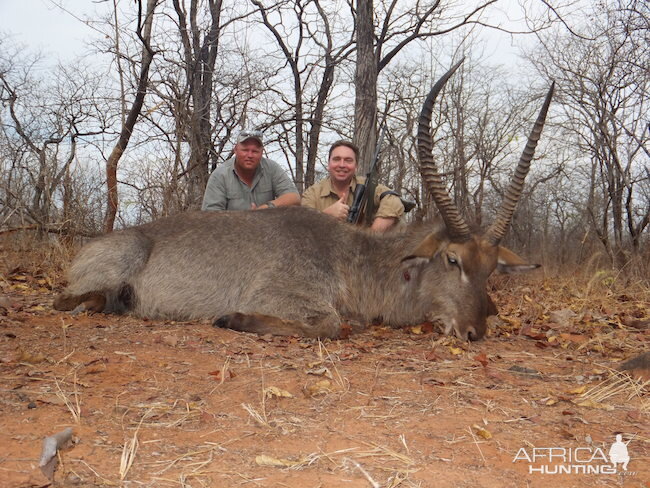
[[250, 0, 354, 191], [529, 0, 649, 266], [377, 52, 557, 231], [374, 63, 425, 218], [352, 0, 503, 174], [172, 0, 224, 205], [0, 39, 106, 235], [104, 0, 159, 232], [136, 41, 278, 216]]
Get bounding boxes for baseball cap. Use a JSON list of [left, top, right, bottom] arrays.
[[237, 129, 264, 145]]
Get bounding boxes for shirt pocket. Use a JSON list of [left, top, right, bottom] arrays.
[[255, 184, 274, 203]]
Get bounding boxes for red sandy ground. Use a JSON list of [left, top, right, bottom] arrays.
[[0, 271, 648, 488]]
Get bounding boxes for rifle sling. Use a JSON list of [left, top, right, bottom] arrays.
[[379, 190, 416, 213]]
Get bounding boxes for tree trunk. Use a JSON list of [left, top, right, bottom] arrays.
[[353, 0, 377, 174], [104, 0, 158, 233], [174, 0, 223, 207], [305, 63, 335, 189]]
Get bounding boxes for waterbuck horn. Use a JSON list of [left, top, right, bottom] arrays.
[[486, 82, 555, 245], [417, 58, 470, 240]]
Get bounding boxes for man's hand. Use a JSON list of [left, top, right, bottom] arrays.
[[323, 196, 349, 220]]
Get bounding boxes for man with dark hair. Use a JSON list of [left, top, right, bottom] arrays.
[[301, 140, 403, 231], [202, 130, 300, 211]]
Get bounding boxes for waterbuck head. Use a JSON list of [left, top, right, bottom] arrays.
[[407, 59, 554, 341]]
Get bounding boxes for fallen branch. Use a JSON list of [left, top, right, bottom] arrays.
[[39, 427, 74, 480]]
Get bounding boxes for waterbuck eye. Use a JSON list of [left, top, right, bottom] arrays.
[[447, 255, 459, 266]]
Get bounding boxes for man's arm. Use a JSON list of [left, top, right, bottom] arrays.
[[259, 191, 300, 209], [273, 192, 300, 207], [370, 184, 404, 231], [201, 171, 228, 211], [371, 216, 398, 232]]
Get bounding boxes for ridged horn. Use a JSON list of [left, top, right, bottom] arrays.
[[417, 59, 470, 240], [486, 82, 555, 245]]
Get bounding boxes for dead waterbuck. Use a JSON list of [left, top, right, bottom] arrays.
[[54, 61, 554, 340]]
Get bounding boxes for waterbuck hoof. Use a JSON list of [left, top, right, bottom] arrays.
[[212, 312, 299, 336], [54, 292, 106, 313], [213, 313, 245, 331]]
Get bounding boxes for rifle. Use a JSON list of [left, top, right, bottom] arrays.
[[347, 125, 387, 225]]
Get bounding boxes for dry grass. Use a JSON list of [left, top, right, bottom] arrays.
[[54, 375, 81, 424], [119, 429, 139, 480], [579, 370, 650, 412], [0, 234, 75, 287]]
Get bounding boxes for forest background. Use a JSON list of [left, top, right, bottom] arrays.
[[1, 0, 648, 276]]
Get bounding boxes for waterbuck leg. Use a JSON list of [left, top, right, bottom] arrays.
[[213, 286, 342, 338], [53, 292, 106, 313], [213, 311, 341, 339]]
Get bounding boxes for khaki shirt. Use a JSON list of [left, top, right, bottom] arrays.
[[301, 176, 404, 220]]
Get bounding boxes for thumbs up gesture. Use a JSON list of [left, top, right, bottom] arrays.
[[324, 194, 350, 220]]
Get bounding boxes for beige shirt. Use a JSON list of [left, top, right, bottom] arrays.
[[301, 176, 404, 220]]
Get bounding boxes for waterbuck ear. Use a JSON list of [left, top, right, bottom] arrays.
[[399, 234, 445, 281], [401, 234, 444, 263], [496, 246, 541, 274]]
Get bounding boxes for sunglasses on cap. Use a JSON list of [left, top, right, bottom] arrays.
[[237, 130, 264, 144]]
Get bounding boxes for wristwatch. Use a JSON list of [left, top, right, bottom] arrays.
[[266, 201, 276, 208]]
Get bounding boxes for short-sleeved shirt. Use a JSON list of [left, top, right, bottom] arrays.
[[301, 176, 404, 220], [201, 156, 298, 211]]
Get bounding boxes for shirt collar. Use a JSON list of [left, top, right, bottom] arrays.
[[319, 175, 360, 198]]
